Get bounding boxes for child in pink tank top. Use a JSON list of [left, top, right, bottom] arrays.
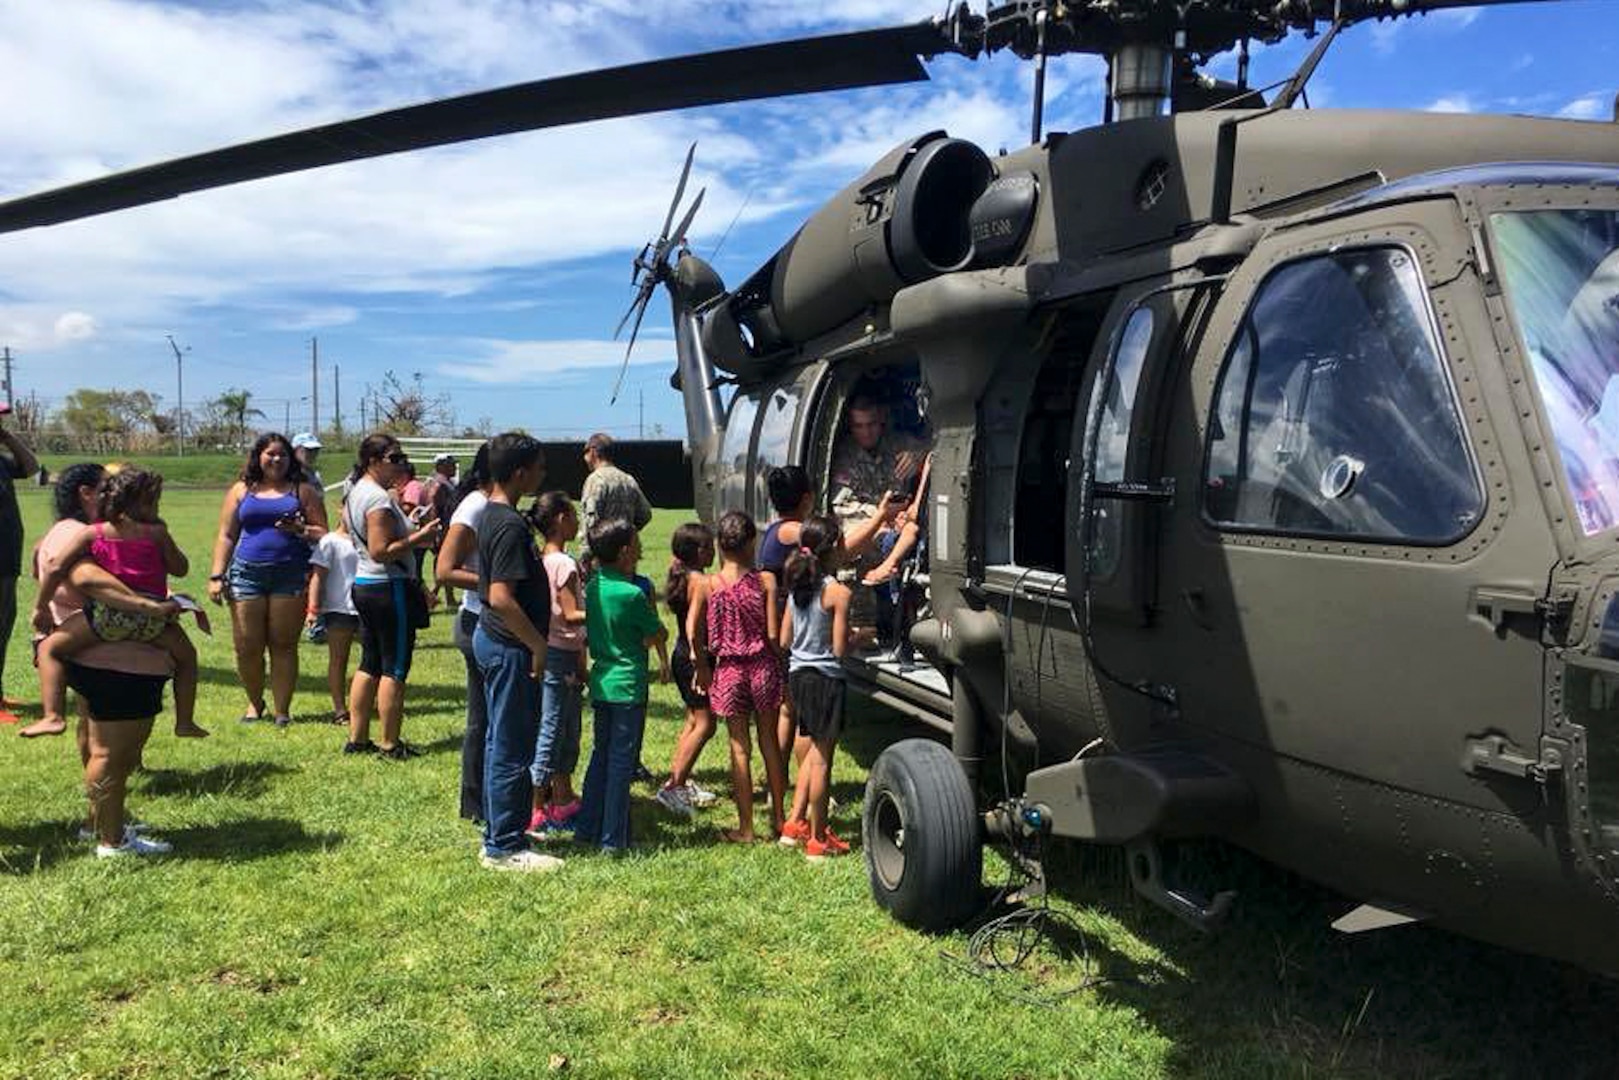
[[689, 510, 787, 843], [32, 468, 208, 738]]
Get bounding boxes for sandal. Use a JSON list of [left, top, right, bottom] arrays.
[[721, 828, 758, 845], [332, 710, 351, 727]]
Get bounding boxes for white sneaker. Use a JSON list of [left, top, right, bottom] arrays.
[[95, 831, 172, 858], [480, 849, 564, 873], [683, 781, 718, 808], [79, 820, 148, 841], [654, 783, 696, 819]]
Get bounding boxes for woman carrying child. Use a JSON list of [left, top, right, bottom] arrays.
[[528, 491, 587, 835], [306, 507, 361, 726], [654, 523, 718, 817], [777, 516, 854, 858], [31, 467, 207, 742], [689, 511, 787, 843]]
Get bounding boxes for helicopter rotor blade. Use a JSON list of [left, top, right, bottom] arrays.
[[0, 22, 956, 236], [613, 278, 656, 341], [664, 187, 706, 261], [658, 143, 697, 245], [610, 295, 654, 405]]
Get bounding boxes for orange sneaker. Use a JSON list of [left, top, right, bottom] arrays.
[[804, 829, 851, 861], [778, 818, 811, 848]]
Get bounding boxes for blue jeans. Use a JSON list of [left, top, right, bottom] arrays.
[[473, 625, 539, 857], [532, 646, 583, 788], [874, 530, 899, 645], [454, 610, 488, 822], [573, 701, 647, 851]]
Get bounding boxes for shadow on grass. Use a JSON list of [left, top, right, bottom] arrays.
[[836, 702, 1619, 1077], [0, 816, 342, 874], [135, 761, 294, 800], [1030, 841, 1619, 1078]]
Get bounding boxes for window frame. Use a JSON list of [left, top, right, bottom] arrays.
[[1198, 241, 1486, 548], [714, 387, 763, 519], [1086, 302, 1159, 583]]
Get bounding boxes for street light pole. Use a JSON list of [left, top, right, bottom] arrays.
[[165, 334, 187, 457]]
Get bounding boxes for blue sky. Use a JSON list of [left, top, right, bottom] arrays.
[[1, 0, 1616, 442]]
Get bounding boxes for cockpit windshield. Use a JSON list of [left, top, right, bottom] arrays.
[[1494, 209, 1619, 534]]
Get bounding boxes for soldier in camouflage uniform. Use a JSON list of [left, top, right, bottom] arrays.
[[830, 397, 928, 647], [580, 433, 653, 537]]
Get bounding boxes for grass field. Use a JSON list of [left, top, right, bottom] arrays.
[[2, 487, 1619, 1078]]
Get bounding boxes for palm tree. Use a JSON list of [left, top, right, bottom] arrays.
[[215, 388, 265, 448]]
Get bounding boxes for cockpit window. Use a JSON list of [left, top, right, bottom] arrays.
[[1204, 247, 1482, 543], [1493, 210, 1619, 535], [716, 389, 760, 517]]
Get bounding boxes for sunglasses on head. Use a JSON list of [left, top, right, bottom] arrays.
[[385, 452, 409, 465]]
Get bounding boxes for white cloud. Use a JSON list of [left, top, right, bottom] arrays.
[[1366, 5, 1481, 55], [54, 312, 97, 343], [1424, 95, 1476, 115], [1559, 94, 1612, 121], [438, 337, 676, 384]]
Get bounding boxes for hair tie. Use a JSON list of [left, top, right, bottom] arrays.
[[798, 545, 813, 557]]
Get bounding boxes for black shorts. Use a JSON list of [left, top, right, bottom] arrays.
[[322, 612, 361, 633], [789, 669, 845, 741], [671, 641, 709, 710], [65, 661, 168, 721], [353, 580, 417, 680]]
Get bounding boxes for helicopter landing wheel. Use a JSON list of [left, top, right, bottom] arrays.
[[863, 738, 984, 932]]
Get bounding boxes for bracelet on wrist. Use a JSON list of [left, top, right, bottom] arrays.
[[209, 573, 226, 582]]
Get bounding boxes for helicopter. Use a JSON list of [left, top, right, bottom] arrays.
[[4, 0, 1619, 976]]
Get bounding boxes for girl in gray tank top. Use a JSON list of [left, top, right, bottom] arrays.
[[776, 515, 855, 859]]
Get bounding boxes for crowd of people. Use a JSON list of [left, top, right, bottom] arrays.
[[9, 399, 929, 870]]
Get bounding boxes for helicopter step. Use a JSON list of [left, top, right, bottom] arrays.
[[1022, 746, 1254, 845]]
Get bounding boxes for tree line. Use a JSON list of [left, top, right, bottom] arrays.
[[17, 371, 465, 454]]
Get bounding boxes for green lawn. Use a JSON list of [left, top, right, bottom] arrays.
[[1, 490, 1617, 1078]]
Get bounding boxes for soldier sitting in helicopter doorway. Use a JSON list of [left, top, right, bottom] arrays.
[[829, 390, 931, 657]]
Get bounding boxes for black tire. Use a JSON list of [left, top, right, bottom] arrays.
[[862, 737, 983, 932]]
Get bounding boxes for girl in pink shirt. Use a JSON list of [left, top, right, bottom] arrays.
[[32, 468, 206, 739], [528, 491, 588, 834]]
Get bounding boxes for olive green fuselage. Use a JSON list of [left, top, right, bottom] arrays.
[[683, 108, 1619, 972]]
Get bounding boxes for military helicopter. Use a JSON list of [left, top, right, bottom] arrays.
[[5, 0, 1619, 975]]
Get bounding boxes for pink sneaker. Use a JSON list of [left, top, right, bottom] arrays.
[[548, 799, 581, 827]]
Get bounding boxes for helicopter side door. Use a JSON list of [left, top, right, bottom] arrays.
[[1147, 200, 1557, 816]]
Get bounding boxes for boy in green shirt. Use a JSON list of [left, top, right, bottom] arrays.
[[575, 518, 667, 851]]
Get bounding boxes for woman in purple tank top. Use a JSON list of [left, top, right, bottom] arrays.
[[207, 433, 328, 726]]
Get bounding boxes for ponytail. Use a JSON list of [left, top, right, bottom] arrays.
[[784, 515, 840, 608], [448, 442, 491, 516]]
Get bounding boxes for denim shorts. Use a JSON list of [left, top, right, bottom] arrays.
[[228, 558, 310, 600]]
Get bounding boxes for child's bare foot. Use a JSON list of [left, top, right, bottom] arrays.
[[174, 722, 211, 738], [721, 828, 757, 844], [19, 716, 66, 738]]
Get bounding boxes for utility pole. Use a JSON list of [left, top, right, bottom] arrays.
[[165, 335, 187, 456], [638, 386, 644, 439], [1, 347, 13, 412], [333, 364, 342, 436], [283, 400, 291, 433], [310, 336, 319, 436]]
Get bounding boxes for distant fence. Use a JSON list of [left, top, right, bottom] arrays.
[[398, 437, 694, 509]]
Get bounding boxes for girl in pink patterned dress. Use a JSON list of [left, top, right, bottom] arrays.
[[689, 510, 786, 842]]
